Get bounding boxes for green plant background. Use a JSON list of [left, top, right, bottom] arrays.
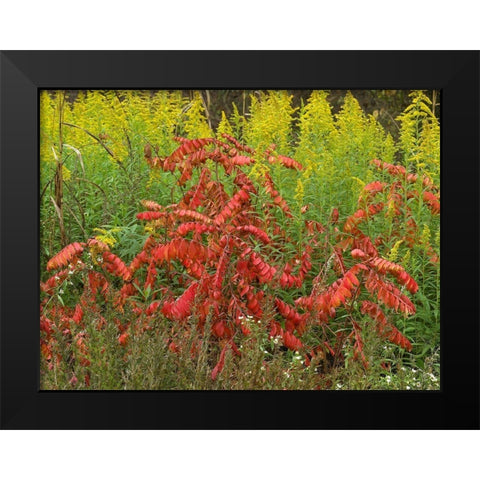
[[40, 90, 440, 390]]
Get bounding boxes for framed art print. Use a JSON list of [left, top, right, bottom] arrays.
[[1, 51, 478, 429]]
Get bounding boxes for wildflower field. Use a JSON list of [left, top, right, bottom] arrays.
[[40, 90, 440, 390]]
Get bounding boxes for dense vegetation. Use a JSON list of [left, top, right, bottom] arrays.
[[40, 90, 440, 390]]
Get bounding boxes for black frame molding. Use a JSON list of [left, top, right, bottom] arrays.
[[1, 51, 478, 429]]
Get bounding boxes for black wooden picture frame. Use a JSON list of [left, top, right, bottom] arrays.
[[0, 51, 478, 429]]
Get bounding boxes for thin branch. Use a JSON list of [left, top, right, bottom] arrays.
[[62, 122, 127, 173], [63, 201, 88, 239], [63, 144, 85, 176], [201, 90, 213, 132], [50, 195, 67, 246]]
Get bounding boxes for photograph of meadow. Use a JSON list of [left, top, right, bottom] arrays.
[[39, 90, 440, 390]]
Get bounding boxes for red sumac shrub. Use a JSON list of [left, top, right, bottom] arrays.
[[41, 135, 429, 382]]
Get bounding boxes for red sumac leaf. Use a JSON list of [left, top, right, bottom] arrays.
[[423, 191, 440, 214], [162, 281, 198, 321], [140, 199, 164, 211], [47, 242, 85, 271], [361, 300, 412, 351], [351, 248, 367, 259], [102, 252, 132, 281], [72, 304, 84, 325], [136, 211, 166, 221], [230, 155, 255, 166], [282, 331, 303, 351]]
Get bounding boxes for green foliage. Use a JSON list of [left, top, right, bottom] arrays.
[[40, 89, 440, 390]]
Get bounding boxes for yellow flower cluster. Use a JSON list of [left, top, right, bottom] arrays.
[[216, 111, 234, 139], [93, 227, 121, 248], [244, 91, 297, 153], [40, 91, 56, 164], [293, 91, 395, 215], [40, 90, 189, 170], [387, 239, 404, 262], [396, 90, 440, 179], [184, 92, 213, 139], [40, 88, 440, 231]]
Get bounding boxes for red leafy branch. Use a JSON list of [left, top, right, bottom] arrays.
[[361, 301, 412, 351], [102, 252, 132, 281], [264, 173, 292, 217], [47, 242, 85, 271], [364, 271, 415, 316], [162, 281, 199, 322]]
